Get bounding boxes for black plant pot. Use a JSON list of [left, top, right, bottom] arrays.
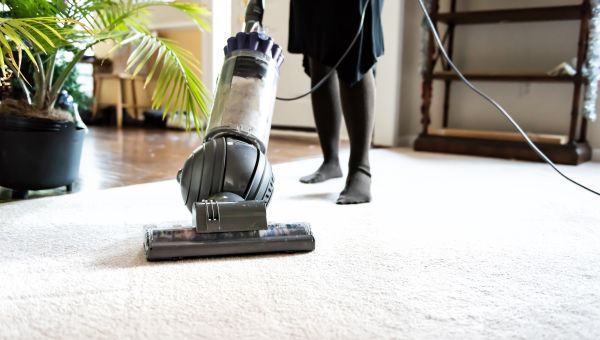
[[0, 115, 85, 199]]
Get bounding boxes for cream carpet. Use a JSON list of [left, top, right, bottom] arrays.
[[1, 148, 600, 339]]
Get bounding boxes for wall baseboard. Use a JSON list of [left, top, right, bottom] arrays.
[[270, 129, 317, 140], [270, 131, 600, 162], [271, 125, 316, 133], [148, 22, 197, 31], [395, 135, 600, 163], [592, 149, 600, 162], [396, 134, 418, 147]]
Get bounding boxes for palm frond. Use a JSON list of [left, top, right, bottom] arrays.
[[0, 17, 69, 75], [94, 0, 210, 33], [163, 2, 211, 31], [122, 32, 210, 132]]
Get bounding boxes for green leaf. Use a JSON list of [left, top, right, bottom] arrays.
[[9, 21, 48, 53], [0, 28, 19, 71]]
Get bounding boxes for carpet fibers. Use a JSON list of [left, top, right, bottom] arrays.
[[1, 149, 599, 339]]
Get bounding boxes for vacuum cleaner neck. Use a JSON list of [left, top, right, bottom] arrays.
[[244, 0, 265, 33]]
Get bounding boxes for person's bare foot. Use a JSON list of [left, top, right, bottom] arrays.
[[336, 166, 371, 204], [299, 161, 343, 184]]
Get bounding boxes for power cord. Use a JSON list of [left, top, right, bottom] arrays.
[[276, 0, 371, 101], [417, 0, 599, 197]]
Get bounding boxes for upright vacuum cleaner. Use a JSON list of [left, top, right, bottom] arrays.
[[144, 0, 315, 261]]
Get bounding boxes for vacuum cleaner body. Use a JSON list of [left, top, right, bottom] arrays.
[[144, 1, 315, 260]]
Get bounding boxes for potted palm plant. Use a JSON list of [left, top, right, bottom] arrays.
[[0, 0, 210, 199]]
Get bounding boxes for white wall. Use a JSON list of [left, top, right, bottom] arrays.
[[260, 1, 314, 129], [373, 0, 403, 146], [204, 0, 232, 94], [399, 0, 600, 159]]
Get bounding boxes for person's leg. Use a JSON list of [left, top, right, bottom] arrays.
[[300, 57, 343, 184], [336, 69, 376, 204]]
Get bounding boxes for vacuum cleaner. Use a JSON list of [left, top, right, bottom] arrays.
[[144, 0, 315, 261]]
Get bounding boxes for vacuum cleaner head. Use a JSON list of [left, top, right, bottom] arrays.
[[145, 199, 315, 260], [144, 222, 315, 261]]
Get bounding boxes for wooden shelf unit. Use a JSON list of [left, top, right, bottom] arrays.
[[415, 0, 593, 165]]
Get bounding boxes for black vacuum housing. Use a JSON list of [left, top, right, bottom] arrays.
[[178, 135, 274, 212]]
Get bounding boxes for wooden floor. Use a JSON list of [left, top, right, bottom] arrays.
[[0, 127, 326, 201]]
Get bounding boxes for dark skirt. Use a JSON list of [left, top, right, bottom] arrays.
[[288, 0, 384, 85]]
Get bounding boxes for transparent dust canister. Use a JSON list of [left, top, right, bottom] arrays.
[[206, 49, 280, 152]]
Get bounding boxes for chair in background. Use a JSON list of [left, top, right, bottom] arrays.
[[92, 73, 148, 128]]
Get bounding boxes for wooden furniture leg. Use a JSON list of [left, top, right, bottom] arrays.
[[569, 0, 590, 143], [442, 0, 457, 128], [130, 78, 139, 119], [420, 0, 439, 135], [578, 0, 592, 144], [92, 76, 102, 119], [116, 78, 124, 128]]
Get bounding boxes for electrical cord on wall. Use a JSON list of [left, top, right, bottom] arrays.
[[417, 0, 599, 197], [275, 0, 371, 101]]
